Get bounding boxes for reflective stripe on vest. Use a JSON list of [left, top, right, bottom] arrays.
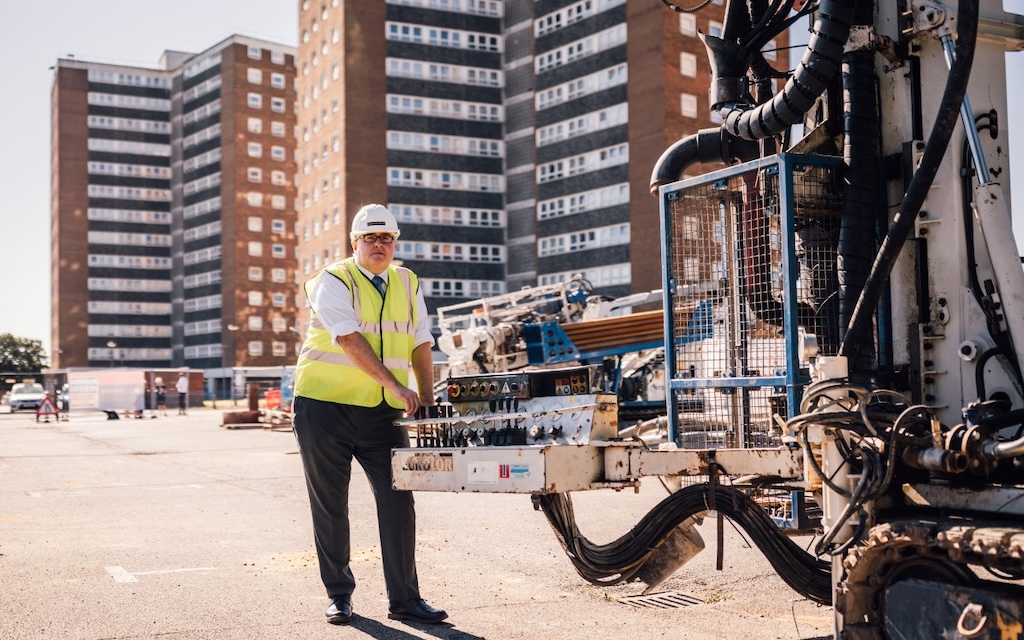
[[294, 258, 418, 408]]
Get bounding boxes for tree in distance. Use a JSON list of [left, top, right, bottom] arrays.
[[0, 334, 47, 373]]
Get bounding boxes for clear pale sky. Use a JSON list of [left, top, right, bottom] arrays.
[[0, 1, 1021, 359]]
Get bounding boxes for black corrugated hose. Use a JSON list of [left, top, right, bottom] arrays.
[[534, 484, 832, 604], [839, 0, 980, 359], [837, 2, 882, 373], [720, 0, 855, 140]]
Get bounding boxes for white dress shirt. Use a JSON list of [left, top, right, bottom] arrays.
[[308, 263, 434, 349]]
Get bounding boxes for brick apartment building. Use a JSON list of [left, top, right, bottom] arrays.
[[293, 0, 786, 332], [51, 36, 299, 383]]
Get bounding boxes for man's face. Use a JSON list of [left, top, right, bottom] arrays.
[[352, 233, 397, 274]]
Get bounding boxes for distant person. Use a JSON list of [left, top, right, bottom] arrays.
[[140, 383, 151, 419], [292, 204, 446, 625], [154, 377, 168, 416], [176, 373, 189, 415]]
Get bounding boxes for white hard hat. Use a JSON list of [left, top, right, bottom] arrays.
[[350, 204, 400, 240]]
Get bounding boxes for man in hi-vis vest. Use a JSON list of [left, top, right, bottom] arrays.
[[292, 204, 446, 626]]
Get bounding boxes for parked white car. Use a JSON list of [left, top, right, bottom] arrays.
[[9, 383, 46, 411]]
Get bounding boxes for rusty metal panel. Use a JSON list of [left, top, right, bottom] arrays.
[[603, 444, 804, 481], [903, 483, 1024, 516], [392, 444, 625, 494]]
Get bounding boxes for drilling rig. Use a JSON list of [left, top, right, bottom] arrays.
[[393, 0, 1024, 636]]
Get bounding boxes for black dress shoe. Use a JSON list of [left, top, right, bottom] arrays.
[[388, 598, 448, 624], [325, 597, 352, 624]]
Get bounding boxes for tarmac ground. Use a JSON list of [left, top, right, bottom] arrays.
[[0, 406, 833, 640]]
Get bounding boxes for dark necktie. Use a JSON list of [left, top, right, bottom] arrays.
[[372, 275, 386, 297]]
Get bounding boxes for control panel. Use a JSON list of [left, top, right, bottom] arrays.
[[404, 365, 616, 447], [445, 365, 599, 402]]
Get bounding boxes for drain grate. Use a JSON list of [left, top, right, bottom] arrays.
[[615, 591, 704, 609]]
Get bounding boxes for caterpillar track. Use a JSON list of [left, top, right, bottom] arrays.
[[838, 520, 1024, 639]]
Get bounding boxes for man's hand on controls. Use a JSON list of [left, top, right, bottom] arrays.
[[391, 385, 421, 416]]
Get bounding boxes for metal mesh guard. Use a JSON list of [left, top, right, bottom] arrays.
[[662, 156, 842, 449]]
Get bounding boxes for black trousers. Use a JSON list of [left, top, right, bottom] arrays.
[[292, 396, 420, 603]]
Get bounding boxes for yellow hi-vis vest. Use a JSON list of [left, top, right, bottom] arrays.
[[294, 258, 418, 408]]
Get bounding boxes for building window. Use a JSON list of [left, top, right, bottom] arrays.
[[708, 21, 723, 37], [248, 241, 263, 256], [247, 93, 262, 109], [248, 216, 263, 232], [270, 97, 286, 113], [247, 167, 262, 183], [247, 117, 262, 133], [272, 341, 287, 357], [272, 244, 286, 258], [248, 291, 263, 305], [270, 72, 285, 88], [271, 219, 286, 234], [248, 341, 264, 356], [271, 50, 285, 64], [680, 52, 697, 77], [271, 170, 287, 185], [271, 267, 286, 282], [680, 14, 697, 36], [247, 68, 262, 84], [247, 46, 262, 60], [270, 121, 285, 136], [247, 142, 262, 157], [249, 316, 263, 331], [247, 192, 263, 207], [681, 93, 698, 118], [271, 293, 286, 307], [248, 266, 263, 281], [763, 39, 778, 61], [271, 146, 286, 161], [270, 195, 286, 209]]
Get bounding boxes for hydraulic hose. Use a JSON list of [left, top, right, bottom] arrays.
[[649, 128, 760, 194], [840, 0, 980, 359], [535, 484, 832, 604], [836, 3, 882, 373], [723, 0, 753, 42], [716, 0, 855, 140]]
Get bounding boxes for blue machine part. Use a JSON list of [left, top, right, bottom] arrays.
[[679, 299, 714, 345], [523, 322, 579, 365], [522, 298, 715, 367]]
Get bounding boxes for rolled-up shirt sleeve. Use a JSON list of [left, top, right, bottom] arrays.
[[413, 286, 434, 349], [308, 274, 361, 342]]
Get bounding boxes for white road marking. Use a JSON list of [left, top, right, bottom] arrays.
[[106, 566, 217, 583], [105, 566, 137, 583], [143, 484, 205, 490], [133, 567, 218, 576]]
